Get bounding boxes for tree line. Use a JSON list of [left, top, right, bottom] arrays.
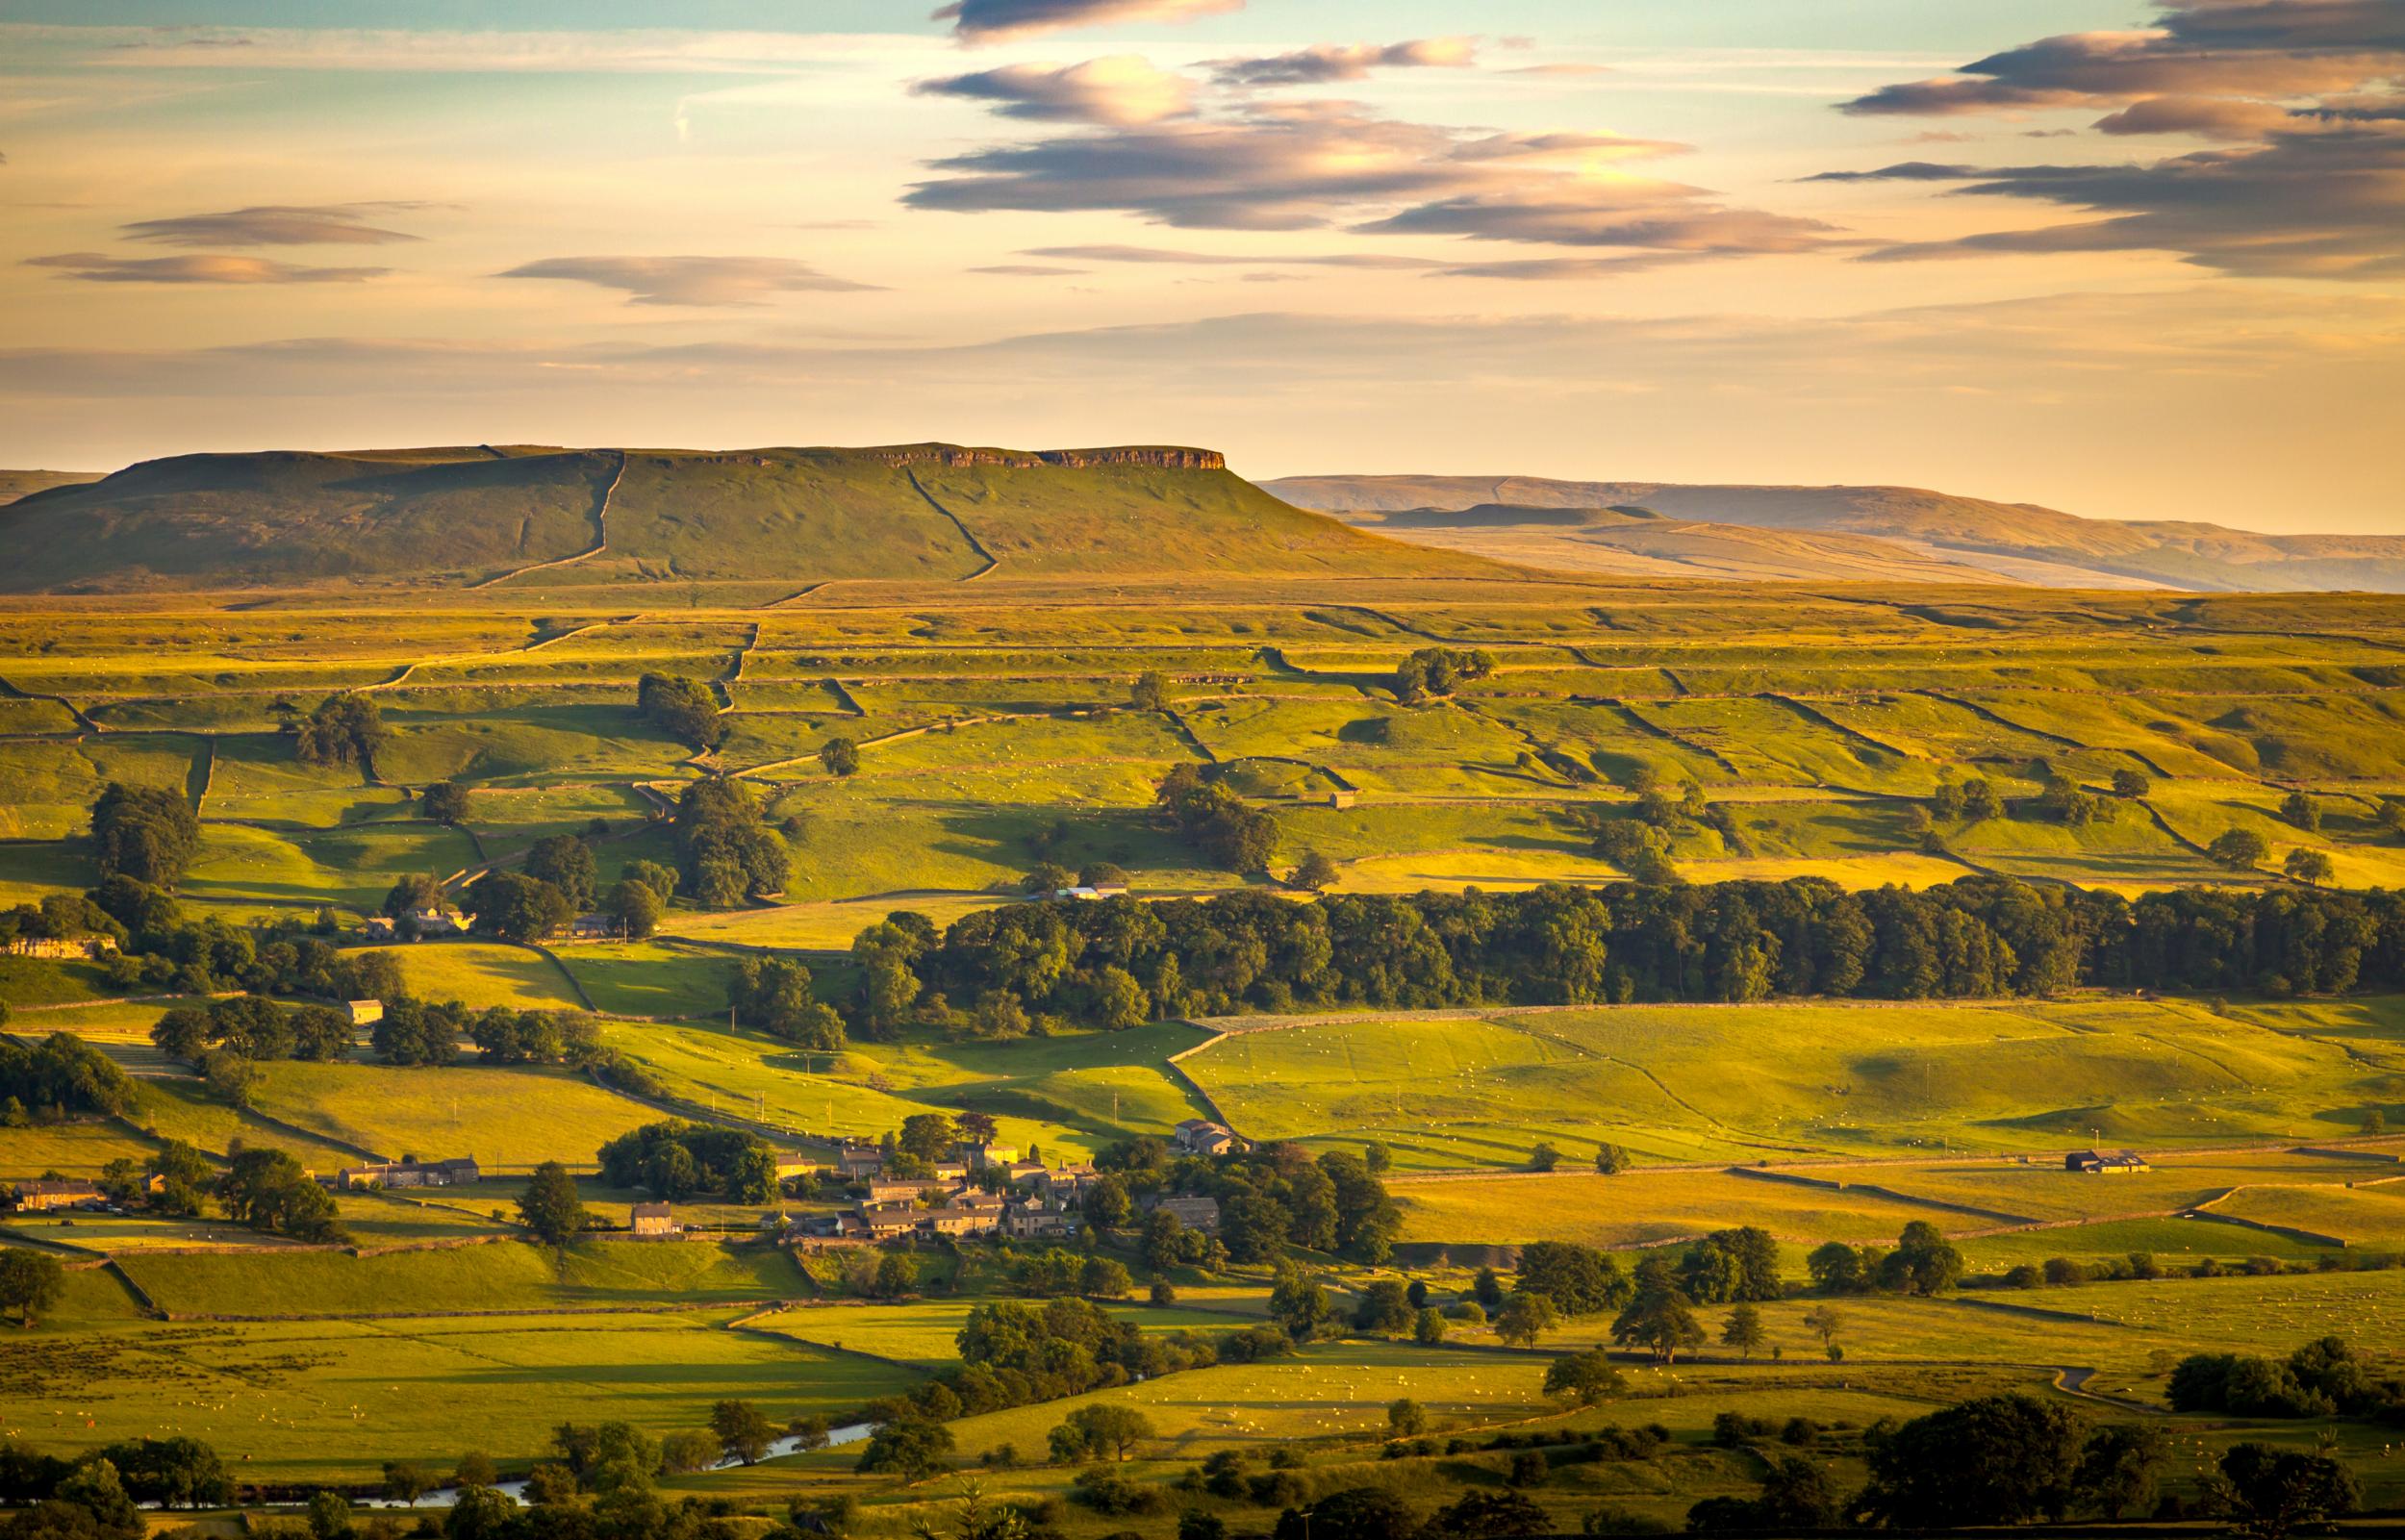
[[842, 875, 2405, 1030]]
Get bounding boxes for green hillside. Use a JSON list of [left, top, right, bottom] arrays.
[[0, 443, 1491, 593]]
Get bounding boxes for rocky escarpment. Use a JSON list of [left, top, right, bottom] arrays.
[[862, 444, 1225, 471]]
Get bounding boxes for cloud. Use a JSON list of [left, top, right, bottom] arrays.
[[1828, 0, 2405, 279], [1430, 253, 1706, 279], [497, 256, 881, 306], [1024, 243, 1441, 267], [120, 203, 424, 247], [26, 252, 388, 284], [934, 0, 1242, 43], [914, 57, 1194, 125], [1203, 38, 1477, 88], [907, 97, 1822, 259], [972, 263, 1087, 274], [1802, 161, 1982, 183]]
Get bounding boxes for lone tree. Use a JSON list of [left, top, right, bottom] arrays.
[[711, 1400, 777, 1466], [90, 782, 202, 889], [1594, 1143, 1631, 1174], [517, 1160, 591, 1246], [0, 1248, 65, 1326], [2210, 827, 2269, 870], [1129, 671, 1169, 711], [420, 780, 473, 825], [820, 737, 861, 777], [2285, 847, 2335, 886], [1291, 849, 1340, 893], [1612, 1281, 1705, 1364], [1050, 1404, 1156, 1463], [1721, 1302, 1766, 1360], [1493, 1292, 1557, 1348]]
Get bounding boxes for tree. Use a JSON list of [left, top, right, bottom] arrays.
[[307, 1489, 353, 1540], [1387, 1398, 1426, 1437], [2213, 1442, 2358, 1540], [218, 1148, 347, 1243], [711, 1400, 776, 1465], [1494, 1291, 1557, 1348], [1721, 1302, 1765, 1360], [1050, 1405, 1155, 1464], [1528, 1141, 1562, 1173], [1278, 1487, 1421, 1540], [1078, 1256, 1133, 1299], [2210, 827, 2269, 869], [292, 694, 387, 771], [1430, 1490, 1547, 1540], [100, 1436, 232, 1510], [604, 877, 664, 939], [1542, 1350, 1626, 1406], [518, 1161, 590, 1246], [420, 781, 473, 825], [90, 782, 201, 888], [55, 1458, 142, 1536], [1291, 850, 1340, 893], [1801, 1304, 1843, 1353], [1805, 1242, 1865, 1294], [1881, 1220, 1964, 1297], [381, 1462, 431, 1507], [856, 1417, 953, 1480], [2280, 791, 2322, 831], [525, 834, 597, 912], [1858, 1393, 2083, 1527], [821, 737, 861, 777], [2074, 1425, 2167, 1521], [1353, 1279, 1413, 1336], [637, 673, 725, 751], [454, 1452, 497, 1490], [0, 1248, 65, 1326], [1610, 1283, 1704, 1363], [2285, 847, 2335, 886], [1130, 670, 1169, 711], [1413, 1306, 1448, 1346], [1593, 1142, 1630, 1174], [463, 871, 570, 942]]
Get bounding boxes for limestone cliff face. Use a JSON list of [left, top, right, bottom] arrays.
[[863, 444, 1225, 471]]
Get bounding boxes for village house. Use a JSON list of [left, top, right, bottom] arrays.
[[772, 1152, 817, 1182], [363, 917, 397, 942], [1174, 1119, 1242, 1157], [1002, 1199, 1080, 1241], [629, 1201, 680, 1237], [331, 1156, 479, 1190], [956, 1140, 1021, 1171], [7, 936, 115, 961], [832, 1144, 885, 1179], [1051, 884, 1129, 901], [1145, 1194, 1222, 1232], [1001, 1158, 1048, 1186], [564, 913, 620, 943], [344, 999, 384, 1027], [866, 1177, 958, 1204], [2066, 1148, 2152, 1175], [407, 908, 468, 938], [11, 1178, 104, 1213]]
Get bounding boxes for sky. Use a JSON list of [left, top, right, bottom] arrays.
[[1, 0, 2400, 529]]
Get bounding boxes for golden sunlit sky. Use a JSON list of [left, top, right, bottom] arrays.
[[2, 0, 2400, 529]]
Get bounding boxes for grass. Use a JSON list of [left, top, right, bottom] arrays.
[[362, 942, 590, 1010], [244, 1060, 664, 1169]]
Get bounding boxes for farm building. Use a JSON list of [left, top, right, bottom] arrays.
[[406, 908, 468, 938], [564, 913, 620, 942], [832, 1144, 885, 1178], [1052, 884, 1129, 901], [363, 918, 396, 941], [2066, 1148, 2152, 1174], [11, 1178, 104, 1213], [956, 1140, 1021, 1170], [629, 1201, 680, 1237], [344, 998, 384, 1026], [333, 1156, 479, 1189], [1145, 1194, 1222, 1232], [1174, 1118, 1243, 1156], [6, 936, 114, 960], [1329, 790, 1356, 810]]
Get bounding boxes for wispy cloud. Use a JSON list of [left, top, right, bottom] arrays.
[[915, 57, 1195, 125], [121, 203, 425, 247], [972, 263, 1088, 275], [934, 0, 1243, 44], [1024, 243, 1442, 268], [1831, 0, 2405, 279], [496, 256, 881, 306], [27, 252, 388, 284], [906, 97, 1824, 262], [1203, 38, 1478, 88]]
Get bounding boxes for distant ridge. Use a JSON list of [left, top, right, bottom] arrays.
[[0, 442, 1494, 593], [1263, 473, 2405, 593]]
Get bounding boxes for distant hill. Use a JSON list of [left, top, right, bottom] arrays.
[[0, 443, 1493, 593], [0, 469, 103, 504], [1262, 474, 2405, 593]]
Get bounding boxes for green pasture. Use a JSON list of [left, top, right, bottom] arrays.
[[364, 942, 588, 1011], [244, 1060, 662, 1169]]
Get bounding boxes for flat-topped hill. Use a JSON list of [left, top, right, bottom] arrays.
[[0, 442, 1494, 593]]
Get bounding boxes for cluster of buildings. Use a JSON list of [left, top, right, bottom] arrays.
[[4, 935, 117, 961], [794, 1136, 1221, 1247], [360, 908, 620, 945], [327, 1156, 481, 1190], [2066, 1148, 2153, 1175]]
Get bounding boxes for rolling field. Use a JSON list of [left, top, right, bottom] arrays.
[[243, 1061, 664, 1169], [1183, 997, 2398, 1169]]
